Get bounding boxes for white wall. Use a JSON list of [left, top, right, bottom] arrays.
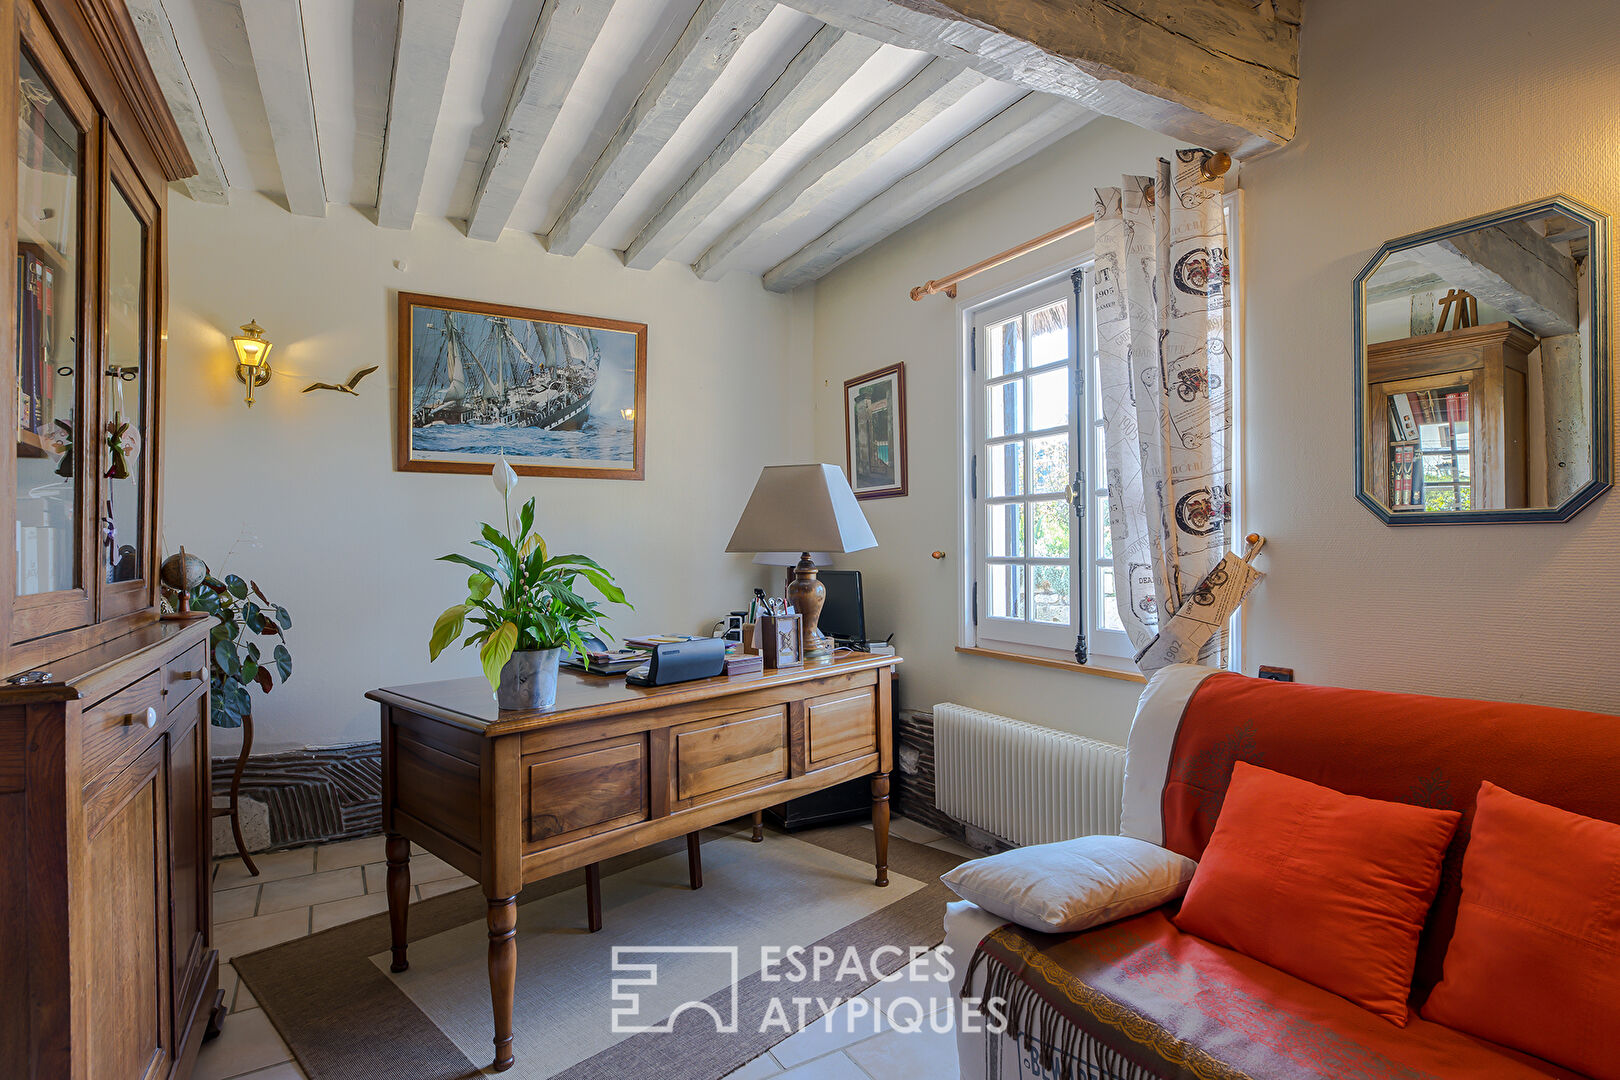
[[809, 0, 1620, 743], [164, 194, 813, 752]]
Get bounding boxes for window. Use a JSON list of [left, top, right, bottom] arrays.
[[961, 268, 1132, 663]]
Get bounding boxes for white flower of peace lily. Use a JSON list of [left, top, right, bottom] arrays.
[[492, 455, 518, 496]]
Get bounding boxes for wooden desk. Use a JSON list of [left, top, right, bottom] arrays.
[[367, 652, 900, 1072]]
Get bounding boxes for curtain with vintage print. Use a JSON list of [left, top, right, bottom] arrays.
[[1093, 150, 1240, 671]]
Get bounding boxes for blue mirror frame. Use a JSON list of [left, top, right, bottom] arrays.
[[1353, 195, 1611, 525]]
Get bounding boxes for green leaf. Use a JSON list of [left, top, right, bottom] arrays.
[[224, 574, 249, 600], [467, 572, 495, 602], [240, 658, 259, 684], [430, 604, 469, 661], [518, 498, 535, 542], [213, 639, 237, 677], [274, 605, 293, 630], [437, 552, 503, 583], [273, 644, 292, 682], [479, 621, 519, 690]]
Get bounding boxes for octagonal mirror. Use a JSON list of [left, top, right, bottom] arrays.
[[1354, 195, 1610, 524]]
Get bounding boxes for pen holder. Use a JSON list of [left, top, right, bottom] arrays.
[[759, 613, 803, 670]]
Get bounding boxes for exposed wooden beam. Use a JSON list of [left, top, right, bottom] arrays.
[[774, 0, 1297, 155], [621, 26, 880, 270], [376, 0, 466, 229], [546, 0, 775, 257], [239, 0, 326, 217], [762, 94, 1092, 292], [466, 0, 615, 242], [695, 57, 981, 280], [1402, 220, 1580, 337], [125, 0, 228, 204]]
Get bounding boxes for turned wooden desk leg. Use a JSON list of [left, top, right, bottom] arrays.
[[687, 832, 703, 889], [871, 773, 891, 887], [751, 811, 764, 843], [488, 896, 518, 1072], [386, 834, 411, 972], [585, 864, 602, 933]]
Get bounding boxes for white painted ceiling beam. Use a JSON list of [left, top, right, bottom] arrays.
[[694, 56, 981, 281], [1402, 221, 1581, 337], [238, 0, 326, 217], [466, 0, 615, 243], [125, 0, 229, 204], [775, 0, 1297, 156], [762, 94, 1093, 292], [376, 0, 467, 229], [546, 0, 776, 257], [621, 25, 881, 271]]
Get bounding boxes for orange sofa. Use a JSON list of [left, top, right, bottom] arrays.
[[946, 665, 1615, 1079]]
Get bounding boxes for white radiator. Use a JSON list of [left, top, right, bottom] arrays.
[[933, 703, 1127, 846]]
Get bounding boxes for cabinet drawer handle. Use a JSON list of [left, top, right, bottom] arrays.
[[125, 707, 157, 729], [176, 669, 205, 682]]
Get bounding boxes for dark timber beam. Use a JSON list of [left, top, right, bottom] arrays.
[[774, 0, 1299, 155]]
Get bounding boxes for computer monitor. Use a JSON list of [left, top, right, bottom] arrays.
[[816, 570, 866, 646]]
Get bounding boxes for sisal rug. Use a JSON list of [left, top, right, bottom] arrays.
[[233, 822, 967, 1079]]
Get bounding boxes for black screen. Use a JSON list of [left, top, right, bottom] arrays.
[[817, 570, 866, 644]]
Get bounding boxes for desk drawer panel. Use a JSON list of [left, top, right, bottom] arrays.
[[527, 734, 648, 846], [806, 690, 877, 769], [82, 671, 165, 788], [395, 730, 482, 851], [673, 707, 788, 809]]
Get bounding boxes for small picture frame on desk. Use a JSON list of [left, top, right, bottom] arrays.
[[760, 613, 803, 669]]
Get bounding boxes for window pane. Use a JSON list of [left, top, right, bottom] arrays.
[[986, 380, 1023, 438], [1096, 496, 1113, 560], [1032, 564, 1071, 625], [987, 318, 1022, 375], [987, 441, 1024, 497], [106, 185, 147, 584], [1029, 433, 1068, 494], [1098, 566, 1124, 631], [987, 503, 1024, 557], [987, 564, 1024, 620], [1029, 499, 1070, 558], [1027, 367, 1069, 430], [1027, 300, 1068, 368], [16, 51, 82, 596]]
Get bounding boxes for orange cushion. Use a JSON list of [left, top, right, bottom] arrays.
[[1422, 782, 1620, 1080], [1174, 761, 1460, 1024]]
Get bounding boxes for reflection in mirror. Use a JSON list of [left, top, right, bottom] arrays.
[[1357, 197, 1609, 522]]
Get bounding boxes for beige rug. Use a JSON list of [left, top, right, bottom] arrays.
[[233, 823, 967, 1079]]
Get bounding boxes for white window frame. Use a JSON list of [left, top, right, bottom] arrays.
[[957, 259, 1132, 664], [955, 191, 1244, 671]]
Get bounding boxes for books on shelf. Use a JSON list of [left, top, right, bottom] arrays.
[[1391, 443, 1421, 509]]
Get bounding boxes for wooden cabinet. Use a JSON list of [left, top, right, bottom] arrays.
[[0, 621, 220, 1080], [0, 1, 208, 1076]]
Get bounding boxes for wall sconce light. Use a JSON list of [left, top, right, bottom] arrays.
[[620, 407, 635, 421], [232, 319, 273, 407]]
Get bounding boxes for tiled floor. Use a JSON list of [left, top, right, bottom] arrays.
[[195, 818, 975, 1080]]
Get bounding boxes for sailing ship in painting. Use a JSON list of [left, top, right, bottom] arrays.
[[413, 313, 600, 432]]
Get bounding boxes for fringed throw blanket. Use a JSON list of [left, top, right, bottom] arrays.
[[962, 913, 1577, 1080]]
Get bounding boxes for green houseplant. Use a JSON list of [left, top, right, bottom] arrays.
[[187, 573, 294, 727], [429, 457, 630, 709]]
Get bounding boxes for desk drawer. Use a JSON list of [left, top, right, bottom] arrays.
[[164, 641, 209, 714], [526, 734, 649, 847], [805, 689, 877, 769], [82, 670, 165, 787], [672, 706, 788, 810]]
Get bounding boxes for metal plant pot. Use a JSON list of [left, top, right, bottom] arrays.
[[497, 648, 560, 710]]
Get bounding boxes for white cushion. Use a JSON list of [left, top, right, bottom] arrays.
[[939, 834, 1197, 934]]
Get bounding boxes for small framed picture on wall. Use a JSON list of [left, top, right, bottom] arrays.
[[843, 362, 907, 499]]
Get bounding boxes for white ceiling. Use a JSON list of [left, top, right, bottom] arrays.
[[143, 0, 1096, 289]]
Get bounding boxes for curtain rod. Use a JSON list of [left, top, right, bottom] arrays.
[[909, 150, 1232, 302]]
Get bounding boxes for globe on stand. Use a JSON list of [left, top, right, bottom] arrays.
[[160, 547, 210, 621]]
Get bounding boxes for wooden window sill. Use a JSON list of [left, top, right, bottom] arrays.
[[955, 645, 1147, 684]]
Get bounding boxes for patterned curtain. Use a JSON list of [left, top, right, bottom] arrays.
[[1093, 150, 1233, 666]]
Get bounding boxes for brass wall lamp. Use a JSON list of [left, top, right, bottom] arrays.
[[232, 319, 273, 407]]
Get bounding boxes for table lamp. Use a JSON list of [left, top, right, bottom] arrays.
[[727, 465, 877, 659]]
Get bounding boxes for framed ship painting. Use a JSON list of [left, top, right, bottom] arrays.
[[395, 292, 646, 480], [843, 362, 907, 499]]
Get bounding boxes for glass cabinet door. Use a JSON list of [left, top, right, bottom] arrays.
[[14, 41, 91, 627]]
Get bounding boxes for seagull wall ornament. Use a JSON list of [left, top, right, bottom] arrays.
[[302, 366, 378, 396]]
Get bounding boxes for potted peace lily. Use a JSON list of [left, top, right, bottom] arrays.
[[429, 457, 630, 709]]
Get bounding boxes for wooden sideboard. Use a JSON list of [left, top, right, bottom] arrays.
[[0, 620, 221, 1079], [368, 652, 901, 1073]]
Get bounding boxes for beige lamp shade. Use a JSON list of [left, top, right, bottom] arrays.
[[753, 551, 834, 568], [726, 464, 877, 554]]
